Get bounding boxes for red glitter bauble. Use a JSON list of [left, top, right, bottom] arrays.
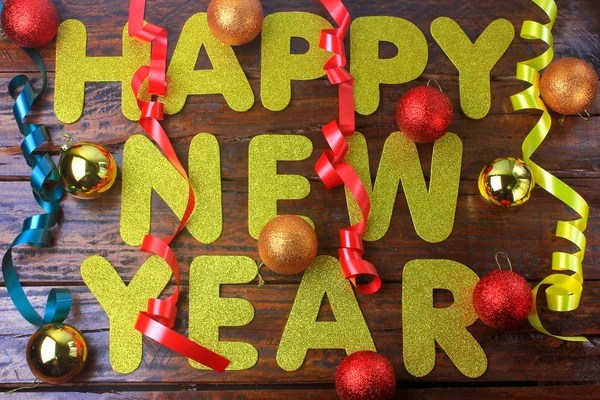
[[395, 86, 453, 143], [473, 270, 533, 329], [335, 351, 396, 400], [1, 0, 59, 48]]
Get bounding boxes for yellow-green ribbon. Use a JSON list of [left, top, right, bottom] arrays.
[[510, 0, 588, 342]]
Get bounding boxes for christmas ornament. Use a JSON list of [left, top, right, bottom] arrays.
[[540, 58, 598, 115], [58, 134, 117, 199], [473, 254, 533, 330], [207, 0, 263, 46], [395, 85, 453, 143], [0, 0, 59, 48], [26, 323, 87, 384], [335, 350, 396, 400], [258, 215, 318, 275], [478, 157, 534, 207]]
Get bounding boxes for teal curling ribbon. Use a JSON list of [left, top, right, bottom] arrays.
[[1, 0, 72, 326]]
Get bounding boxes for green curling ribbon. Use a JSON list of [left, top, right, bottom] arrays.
[[510, 0, 588, 342]]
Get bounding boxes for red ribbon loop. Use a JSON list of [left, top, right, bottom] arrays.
[[315, 0, 381, 294], [128, 0, 229, 371]]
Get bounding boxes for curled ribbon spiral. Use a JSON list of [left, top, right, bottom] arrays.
[[510, 0, 588, 341], [128, 0, 230, 370], [315, 0, 381, 294], [0, 1, 72, 327]]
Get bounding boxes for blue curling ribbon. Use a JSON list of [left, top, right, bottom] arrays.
[[1, 1, 72, 326]]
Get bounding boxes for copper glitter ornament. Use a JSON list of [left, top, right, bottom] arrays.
[[0, 0, 59, 48], [258, 215, 318, 275], [26, 323, 87, 384], [58, 134, 117, 199], [540, 58, 598, 115], [207, 0, 263, 46], [478, 157, 534, 207]]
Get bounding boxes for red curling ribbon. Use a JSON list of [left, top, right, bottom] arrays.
[[315, 0, 381, 294], [128, 0, 230, 371]]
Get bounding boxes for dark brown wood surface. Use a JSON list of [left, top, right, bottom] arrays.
[[0, 0, 599, 398]]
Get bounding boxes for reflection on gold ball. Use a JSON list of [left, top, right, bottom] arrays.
[[478, 157, 534, 207], [540, 58, 598, 115], [258, 215, 318, 275], [26, 323, 87, 384], [207, 0, 263, 46], [58, 142, 117, 199]]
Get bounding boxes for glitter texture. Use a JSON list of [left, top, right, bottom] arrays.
[[402, 259, 487, 378], [248, 134, 313, 239], [81, 255, 171, 374], [258, 215, 318, 275], [1, 0, 58, 48], [189, 256, 258, 370], [539, 57, 599, 115], [161, 13, 254, 115], [351, 16, 428, 116], [473, 270, 533, 329], [344, 132, 462, 243], [121, 134, 222, 246], [431, 17, 514, 119], [335, 351, 396, 400], [395, 86, 453, 143], [260, 12, 332, 111], [276, 256, 376, 371], [55, 20, 151, 123], [207, 0, 263, 46]]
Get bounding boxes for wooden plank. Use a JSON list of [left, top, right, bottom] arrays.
[[0, 179, 598, 283], [4, 385, 600, 399], [0, 78, 598, 181], [0, 0, 598, 74], [0, 283, 598, 385]]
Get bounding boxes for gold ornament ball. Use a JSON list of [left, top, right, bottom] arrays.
[[478, 157, 535, 207], [258, 215, 318, 275], [540, 58, 598, 115], [207, 0, 263, 46], [58, 142, 117, 199], [26, 323, 87, 384]]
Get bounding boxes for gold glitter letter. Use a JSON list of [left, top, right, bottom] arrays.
[[431, 17, 514, 119], [351, 16, 428, 115], [121, 134, 222, 246], [344, 132, 462, 243], [55, 20, 151, 123], [162, 13, 254, 114], [248, 134, 312, 239], [402, 259, 487, 378], [81, 255, 171, 374], [277, 256, 376, 371], [261, 12, 333, 111], [189, 256, 258, 370]]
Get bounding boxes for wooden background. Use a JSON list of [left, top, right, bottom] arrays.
[[0, 0, 599, 398]]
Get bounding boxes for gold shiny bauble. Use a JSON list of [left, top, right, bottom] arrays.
[[58, 142, 117, 199], [540, 58, 598, 115], [207, 0, 263, 46], [478, 157, 534, 207], [258, 215, 318, 275], [26, 323, 87, 384]]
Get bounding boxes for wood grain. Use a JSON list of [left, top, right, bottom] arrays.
[[0, 0, 599, 397]]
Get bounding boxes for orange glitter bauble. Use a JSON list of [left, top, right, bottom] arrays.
[[540, 58, 598, 115], [258, 215, 318, 275], [207, 0, 263, 46]]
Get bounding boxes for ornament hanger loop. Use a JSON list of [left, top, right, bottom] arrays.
[[495, 252, 513, 271], [256, 262, 265, 287], [427, 79, 443, 92], [578, 110, 591, 121], [59, 131, 76, 151]]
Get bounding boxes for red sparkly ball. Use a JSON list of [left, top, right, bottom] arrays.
[[395, 86, 453, 143], [473, 270, 533, 329], [1, 0, 59, 48], [335, 351, 396, 400]]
